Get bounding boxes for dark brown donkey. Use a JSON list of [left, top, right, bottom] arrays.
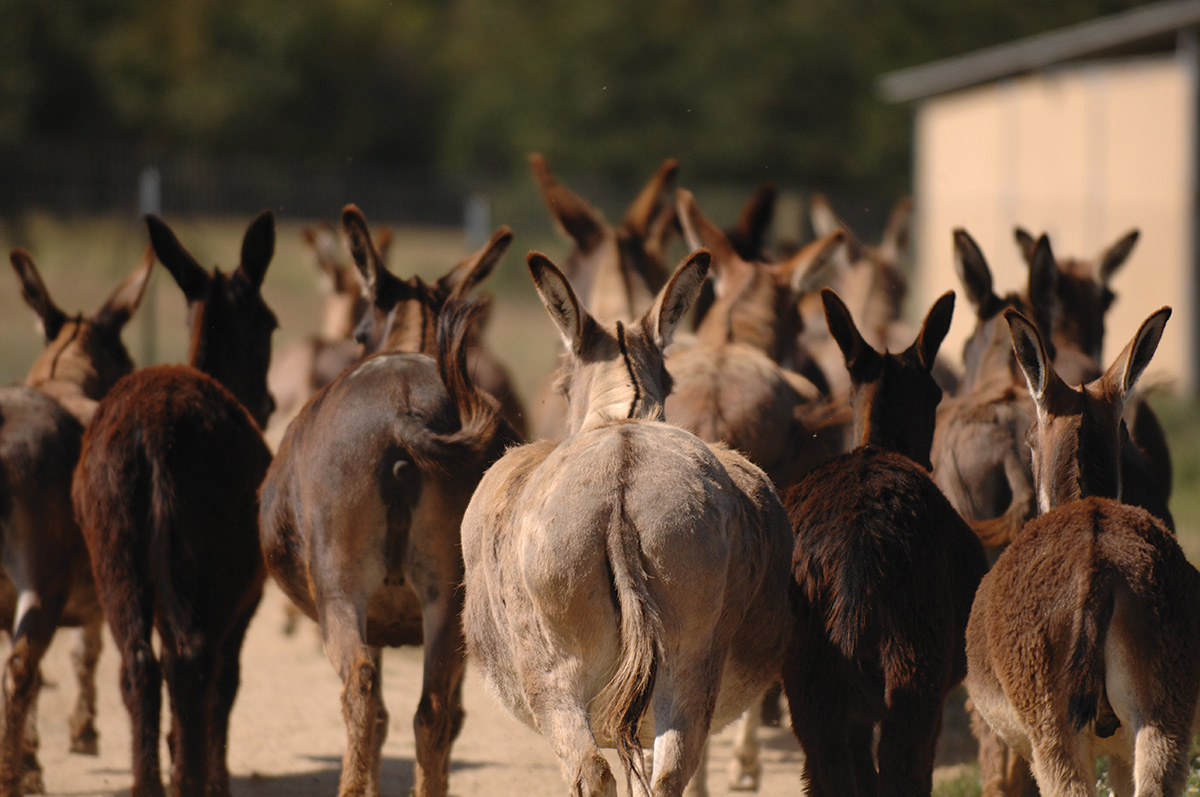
[[966, 306, 1200, 796], [0, 249, 152, 794], [72, 210, 278, 796], [782, 289, 988, 797], [259, 298, 518, 797]]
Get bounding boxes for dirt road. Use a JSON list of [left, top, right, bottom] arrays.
[[32, 583, 815, 796]]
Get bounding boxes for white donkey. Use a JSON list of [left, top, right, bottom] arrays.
[[460, 249, 793, 797]]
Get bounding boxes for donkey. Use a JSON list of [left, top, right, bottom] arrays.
[[965, 306, 1200, 797], [1012, 226, 1172, 528], [264, 221, 382, 451], [781, 289, 987, 797], [340, 204, 525, 438], [460, 249, 793, 797], [260, 297, 517, 797], [0, 247, 153, 794], [72, 210, 277, 796], [527, 154, 680, 439]]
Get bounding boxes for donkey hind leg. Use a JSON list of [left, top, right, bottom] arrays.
[[1026, 730, 1095, 797], [112, 608, 165, 797], [726, 700, 763, 791], [411, 591, 465, 797], [159, 630, 218, 797], [876, 688, 944, 797], [681, 738, 708, 797], [1130, 723, 1193, 797], [67, 621, 103, 755], [785, 656, 873, 797], [204, 598, 259, 797], [0, 590, 62, 796], [647, 659, 721, 797], [321, 599, 387, 797]]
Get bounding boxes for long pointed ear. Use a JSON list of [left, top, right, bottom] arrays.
[[953, 228, 996, 314], [676, 189, 741, 264], [876, 196, 913, 266], [529, 153, 607, 252], [1006, 308, 1056, 406], [810, 194, 865, 264], [643, 249, 710, 348], [782, 229, 846, 294], [1098, 306, 1170, 404], [236, 209, 274, 290], [146, 214, 210, 302], [1014, 227, 1038, 264], [909, 291, 955, 371], [439, 226, 514, 299], [822, 288, 879, 377], [528, 251, 593, 354], [374, 225, 395, 264], [303, 222, 342, 280], [10, 248, 68, 342], [95, 246, 155, 330], [342, 204, 387, 297], [1026, 233, 1058, 340], [622, 158, 678, 237], [727, 183, 777, 260], [1097, 229, 1139, 285]]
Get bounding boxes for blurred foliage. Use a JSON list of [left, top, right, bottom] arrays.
[[0, 0, 1161, 191]]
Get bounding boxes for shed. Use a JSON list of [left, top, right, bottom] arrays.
[[879, 0, 1200, 393]]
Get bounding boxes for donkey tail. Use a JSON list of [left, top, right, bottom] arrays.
[[435, 297, 520, 458], [1062, 554, 1117, 734], [592, 499, 663, 796], [147, 453, 203, 659]]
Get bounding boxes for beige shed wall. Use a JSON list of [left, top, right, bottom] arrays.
[[911, 55, 1195, 393]]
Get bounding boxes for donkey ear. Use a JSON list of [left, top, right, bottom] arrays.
[[911, 291, 955, 371], [953, 229, 996, 314], [1099, 306, 1170, 404], [9, 248, 68, 342], [146, 214, 210, 303], [342, 204, 388, 297], [822, 288, 877, 376], [374, 225, 395, 264], [726, 182, 777, 260], [530, 153, 607, 253], [95, 246, 155, 330], [1097, 229, 1139, 285], [439, 226, 514, 300], [876, 196, 913, 267], [528, 251, 592, 354], [676, 189, 742, 267], [810, 194, 865, 264], [237, 209, 275, 290], [622, 158, 678, 237], [782, 229, 846, 295], [1026, 233, 1058, 337], [644, 249, 710, 348], [1006, 308, 1054, 405], [1014, 227, 1038, 264], [303, 222, 342, 280]]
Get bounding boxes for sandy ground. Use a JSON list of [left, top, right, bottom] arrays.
[[28, 583, 810, 796], [29, 583, 976, 796]]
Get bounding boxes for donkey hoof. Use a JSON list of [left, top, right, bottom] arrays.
[[728, 763, 760, 792], [68, 726, 99, 756], [20, 766, 45, 795]]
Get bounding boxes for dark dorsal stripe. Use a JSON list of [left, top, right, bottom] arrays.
[[616, 321, 642, 420]]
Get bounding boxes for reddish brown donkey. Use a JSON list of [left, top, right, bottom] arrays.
[[72, 210, 278, 796], [782, 289, 987, 797], [0, 248, 153, 794], [965, 306, 1200, 796], [259, 298, 519, 797]]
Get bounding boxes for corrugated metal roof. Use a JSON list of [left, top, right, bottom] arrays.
[[878, 0, 1200, 103]]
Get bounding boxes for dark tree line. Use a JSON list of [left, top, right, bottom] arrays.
[[0, 0, 1157, 195]]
